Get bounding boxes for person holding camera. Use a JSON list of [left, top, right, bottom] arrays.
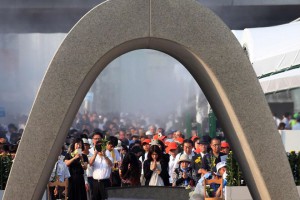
[[89, 140, 113, 200], [64, 138, 88, 200]]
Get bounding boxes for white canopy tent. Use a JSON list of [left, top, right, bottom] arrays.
[[232, 21, 300, 94]]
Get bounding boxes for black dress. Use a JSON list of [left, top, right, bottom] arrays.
[[143, 159, 170, 186], [65, 153, 88, 200]]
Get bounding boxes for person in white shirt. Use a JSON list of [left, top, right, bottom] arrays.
[[166, 142, 178, 184], [89, 140, 113, 200], [105, 136, 121, 187], [139, 139, 151, 185], [174, 139, 195, 170]]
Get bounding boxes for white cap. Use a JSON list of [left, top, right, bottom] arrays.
[[216, 161, 226, 173], [82, 138, 90, 145], [146, 131, 153, 136]]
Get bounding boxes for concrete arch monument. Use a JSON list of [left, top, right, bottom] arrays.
[[4, 0, 298, 199]]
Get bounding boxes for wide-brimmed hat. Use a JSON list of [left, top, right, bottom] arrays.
[[150, 139, 160, 146], [216, 161, 226, 173], [178, 154, 191, 163], [82, 138, 90, 145]]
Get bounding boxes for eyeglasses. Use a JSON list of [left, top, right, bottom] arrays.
[[93, 138, 101, 140], [212, 144, 221, 147]]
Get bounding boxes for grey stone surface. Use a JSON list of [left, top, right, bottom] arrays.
[[3, 0, 299, 199], [107, 186, 190, 200]]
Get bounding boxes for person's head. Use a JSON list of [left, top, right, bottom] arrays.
[[138, 128, 145, 137], [82, 138, 90, 153], [216, 161, 227, 176], [183, 139, 193, 155], [220, 141, 230, 155], [148, 125, 156, 134], [125, 131, 132, 140], [277, 122, 286, 130], [166, 142, 178, 157], [148, 145, 162, 161], [8, 124, 17, 133], [142, 139, 151, 152], [120, 144, 128, 155], [131, 135, 139, 141], [191, 129, 198, 137], [119, 130, 126, 140], [107, 136, 118, 151], [195, 138, 209, 153], [178, 154, 191, 169], [92, 131, 103, 146], [210, 137, 221, 154], [167, 132, 173, 139], [70, 137, 84, 152], [130, 145, 143, 158], [174, 130, 182, 139]]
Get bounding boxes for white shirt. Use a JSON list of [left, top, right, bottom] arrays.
[[86, 151, 94, 177], [139, 152, 148, 175], [105, 149, 121, 163], [168, 154, 177, 183], [92, 155, 113, 180], [49, 157, 70, 182]]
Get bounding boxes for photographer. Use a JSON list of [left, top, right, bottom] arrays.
[[89, 140, 113, 200]]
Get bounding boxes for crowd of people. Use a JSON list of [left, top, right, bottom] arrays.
[[1, 110, 299, 199], [43, 111, 231, 200]]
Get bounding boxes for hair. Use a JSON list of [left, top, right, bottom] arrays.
[[147, 145, 162, 161], [69, 137, 84, 152], [130, 145, 143, 155], [183, 139, 193, 146], [131, 135, 139, 140], [120, 152, 141, 186], [157, 140, 166, 152], [121, 144, 128, 152], [107, 136, 118, 147], [92, 131, 103, 139], [193, 137, 200, 148], [210, 137, 221, 144], [80, 133, 88, 139]]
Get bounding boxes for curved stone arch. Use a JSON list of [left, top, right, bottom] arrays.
[[4, 0, 298, 199]]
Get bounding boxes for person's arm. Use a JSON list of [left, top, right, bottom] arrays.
[[89, 151, 98, 166], [65, 153, 79, 167], [103, 150, 113, 167], [143, 160, 153, 180], [215, 185, 222, 197], [172, 169, 179, 187]]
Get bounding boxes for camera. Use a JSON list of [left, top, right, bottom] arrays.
[[95, 142, 102, 152]]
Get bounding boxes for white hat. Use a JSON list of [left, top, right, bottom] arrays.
[[115, 140, 122, 150], [146, 131, 153, 136], [82, 138, 90, 145], [178, 154, 191, 163], [150, 139, 159, 146], [216, 161, 226, 173]]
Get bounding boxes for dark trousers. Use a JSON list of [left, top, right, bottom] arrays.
[[92, 178, 110, 200], [88, 177, 94, 198]]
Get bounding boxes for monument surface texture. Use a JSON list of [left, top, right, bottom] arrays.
[[3, 0, 299, 199]]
